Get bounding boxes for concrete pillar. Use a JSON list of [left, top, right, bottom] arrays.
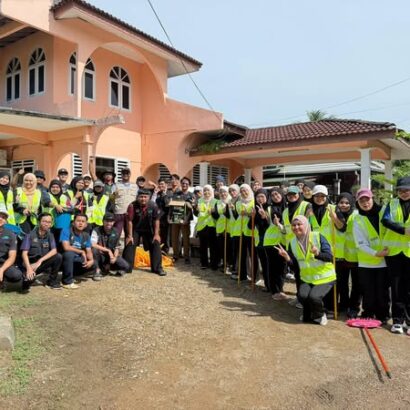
[[244, 168, 252, 185], [80, 134, 93, 175], [360, 148, 371, 189], [384, 160, 393, 192], [199, 162, 209, 186], [75, 60, 84, 118]]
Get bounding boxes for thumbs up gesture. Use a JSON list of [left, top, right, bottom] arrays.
[[310, 241, 319, 256]]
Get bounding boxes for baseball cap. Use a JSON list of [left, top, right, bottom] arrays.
[[121, 167, 131, 174], [356, 188, 373, 200], [58, 168, 68, 175], [0, 210, 9, 218], [83, 174, 92, 180], [396, 176, 410, 190], [312, 185, 329, 196], [94, 180, 104, 188], [137, 188, 151, 196], [136, 176, 146, 182], [103, 212, 115, 221], [286, 186, 300, 195], [34, 170, 46, 180]]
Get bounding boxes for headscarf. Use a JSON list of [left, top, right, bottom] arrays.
[[292, 215, 311, 255], [239, 183, 254, 205], [269, 187, 286, 216], [22, 173, 38, 195], [228, 184, 240, 203], [337, 192, 354, 218], [218, 186, 231, 204], [254, 189, 269, 212], [0, 171, 10, 197], [357, 199, 382, 234], [312, 193, 330, 226], [202, 184, 214, 204], [49, 179, 63, 199], [286, 191, 303, 220]]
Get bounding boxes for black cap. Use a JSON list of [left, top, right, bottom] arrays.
[[103, 212, 115, 221], [102, 170, 116, 178], [58, 168, 68, 175], [137, 188, 151, 196], [396, 176, 410, 190], [121, 167, 131, 174], [136, 176, 146, 182], [34, 170, 46, 180]]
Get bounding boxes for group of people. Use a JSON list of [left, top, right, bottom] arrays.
[[0, 166, 409, 335]]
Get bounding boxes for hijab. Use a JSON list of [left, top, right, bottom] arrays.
[[357, 199, 382, 234], [49, 179, 63, 200], [287, 192, 303, 220], [0, 171, 10, 198], [337, 192, 354, 218], [228, 184, 240, 204], [269, 187, 286, 216], [218, 186, 231, 204], [239, 183, 254, 205], [202, 184, 214, 205], [293, 215, 311, 255], [22, 173, 38, 195], [312, 195, 330, 225], [255, 188, 269, 211]]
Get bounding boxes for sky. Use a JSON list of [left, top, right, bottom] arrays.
[[92, 0, 410, 131]]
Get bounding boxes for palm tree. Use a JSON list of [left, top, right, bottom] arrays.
[[306, 109, 335, 122]]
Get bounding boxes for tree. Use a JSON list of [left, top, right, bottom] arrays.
[[306, 109, 335, 122]]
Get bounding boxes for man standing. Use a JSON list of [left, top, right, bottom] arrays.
[[0, 211, 23, 288], [61, 213, 96, 288], [214, 175, 225, 199], [21, 213, 62, 290], [34, 170, 49, 193], [113, 168, 138, 235], [123, 189, 166, 276], [91, 213, 129, 277], [57, 168, 70, 193], [170, 177, 194, 263], [155, 178, 170, 254]]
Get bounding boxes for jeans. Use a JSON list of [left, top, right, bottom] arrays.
[[62, 251, 95, 285]]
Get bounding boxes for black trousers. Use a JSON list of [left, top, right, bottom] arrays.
[[299, 281, 334, 321], [92, 249, 129, 273], [62, 252, 96, 285], [123, 232, 162, 274], [386, 253, 410, 324], [358, 267, 390, 321], [238, 235, 258, 281], [265, 246, 286, 294], [256, 246, 269, 289], [230, 236, 239, 274], [198, 226, 218, 269], [2, 265, 23, 282], [336, 260, 361, 312], [217, 232, 232, 268], [160, 218, 170, 254]]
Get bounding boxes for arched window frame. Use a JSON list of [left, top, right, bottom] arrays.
[[6, 57, 21, 101], [28, 48, 46, 96], [68, 52, 76, 96], [109, 66, 131, 111], [82, 58, 95, 101]]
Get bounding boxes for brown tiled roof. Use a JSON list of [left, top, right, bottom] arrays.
[[51, 0, 202, 68], [223, 119, 396, 149]]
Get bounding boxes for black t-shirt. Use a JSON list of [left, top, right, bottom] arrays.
[[0, 228, 17, 264]]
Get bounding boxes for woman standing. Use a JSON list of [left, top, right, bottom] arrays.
[[66, 176, 93, 219], [195, 185, 218, 270], [276, 216, 336, 325], [227, 184, 240, 275], [0, 171, 16, 225], [353, 188, 389, 322], [14, 173, 50, 233], [214, 186, 231, 270], [89, 180, 112, 229]]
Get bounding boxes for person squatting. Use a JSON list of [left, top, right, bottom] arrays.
[[1, 168, 410, 335]]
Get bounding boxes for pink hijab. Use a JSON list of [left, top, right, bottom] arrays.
[[292, 215, 311, 255]]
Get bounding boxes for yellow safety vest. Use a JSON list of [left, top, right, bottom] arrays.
[[215, 201, 229, 235], [382, 198, 410, 257], [15, 188, 42, 226], [310, 204, 335, 249], [290, 231, 336, 285], [283, 201, 309, 247], [0, 189, 15, 225], [44, 195, 70, 226], [66, 190, 92, 220], [344, 211, 358, 263], [233, 200, 254, 237], [263, 207, 284, 247], [196, 198, 217, 231], [91, 195, 110, 226]]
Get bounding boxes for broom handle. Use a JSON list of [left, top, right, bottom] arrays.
[[251, 212, 255, 292], [224, 217, 228, 275], [238, 211, 244, 286], [364, 328, 392, 379], [331, 209, 338, 320]]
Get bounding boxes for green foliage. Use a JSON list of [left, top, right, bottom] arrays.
[[306, 110, 336, 122], [395, 130, 410, 141], [197, 139, 225, 154]]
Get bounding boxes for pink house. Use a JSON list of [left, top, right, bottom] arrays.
[[0, 0, 225, 183]]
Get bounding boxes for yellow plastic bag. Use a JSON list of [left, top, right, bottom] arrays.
[[134, 247, 174, 268]]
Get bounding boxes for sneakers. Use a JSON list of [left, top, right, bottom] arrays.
[[272, 292, 289, 301], [92, 270, 103, 282], [200, 266, 208, 270], [288, 298, 303, 309], [285, 272, 295, 281], [391, 323, 405, 335], [256, 279, 265, 286], [45, 282, 61, 290], [314, 314, 328, 326], [157, 270, 167, 277], [115, 271, 125, 277], [230, 274, 238, 280], [62, 283, 80, 290]]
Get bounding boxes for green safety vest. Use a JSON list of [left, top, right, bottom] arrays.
[[344, 211, 358, 263], [310, 204, 335, 250], [43, 195, 70, 226], [382, 198, 410, 257], [15, 188, 42, 226], [232, 200, 254, 237], [91, 195, 110, 226], [354, 212, 385, 267], [290, 231, 336, 285], [0, 189, 15, 225], [215, 201, 229, 235], [66, 190, 92, 220], [263, 207, 284, 247], [283, 201, 309, 247], [196, 198, 217, 231]]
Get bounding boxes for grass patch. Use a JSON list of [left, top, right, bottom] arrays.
[[0, 316, 46, 396]]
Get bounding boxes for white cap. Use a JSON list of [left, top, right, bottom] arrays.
[[312, 185, 328, 196]]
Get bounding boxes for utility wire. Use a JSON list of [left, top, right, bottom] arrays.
[[146, 0, 219, 119]]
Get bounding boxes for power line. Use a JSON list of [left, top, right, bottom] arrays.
[[146, 0, 219, 118]]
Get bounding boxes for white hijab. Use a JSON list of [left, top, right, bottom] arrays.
[[239, 183, 254, 205], [202, 184, 214, 205]]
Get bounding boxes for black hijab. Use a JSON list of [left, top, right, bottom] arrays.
[[49, 179, 63, 200], [287, 193, 303, 221], [269, 187, 286, 217], [0, 171, 10, 198], [337, 192, 355, 218], [312, 196, 330, 226], [357, 201, 382, 234]]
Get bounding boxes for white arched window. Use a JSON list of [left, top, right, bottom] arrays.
[[83, 58, 95, 100], [109, 66, 130, 110], [28, 48, 46, 96], [6, 58, 21, 101], [69, 52, 76, 95]]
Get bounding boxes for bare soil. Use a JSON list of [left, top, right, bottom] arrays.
[[0, 261, 409, 409]]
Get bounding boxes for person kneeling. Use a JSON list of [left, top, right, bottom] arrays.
[[21, 213, 62, 291], [276, 216, 336, 325], [0, 211, 23, 290], [61, 213, 96, 289], [91, 212, 129, 279]]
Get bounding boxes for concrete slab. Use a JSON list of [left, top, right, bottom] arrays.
[[0, 316, 15, 351]]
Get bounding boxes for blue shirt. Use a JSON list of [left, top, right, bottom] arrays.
[[60, 228, 91, 249]]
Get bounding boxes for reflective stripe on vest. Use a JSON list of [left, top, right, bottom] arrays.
[[0, 190, 15, 225], [344, 211, 358, 262], [354, 213, 384, 266], [310, 204, 335, 248], [234, 200, 254, 237], [15, 188, 41, 226], [283, 201, 309, 247], [91, 195, 110, 226], [290, 231, 336, 285], [196, 198, 217, 231], [382, 198, 410, 257]]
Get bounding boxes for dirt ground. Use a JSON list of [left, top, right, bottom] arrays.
[[0, 260, 409, 410]]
